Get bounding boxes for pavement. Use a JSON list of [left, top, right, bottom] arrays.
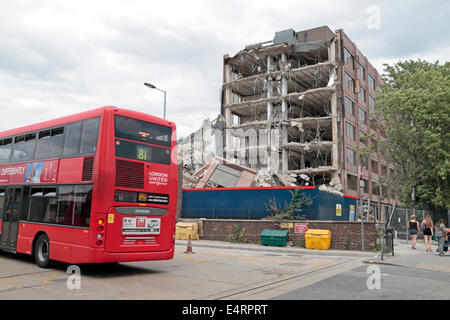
[[176, 238, 450, 273], [366, 239, 450, 273], [175, 239, 376, 258]]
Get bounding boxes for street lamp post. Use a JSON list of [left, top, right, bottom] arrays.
[[144, 83, 167, 119], [358, 166, 365, 252]]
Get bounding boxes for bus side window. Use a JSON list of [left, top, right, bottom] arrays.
[[73, 185, 92, 227], [28, 188, 57, 223], [42, 189, 57, 223], [12, 134, 36, 162], [35, 128, 64, 160], [21, 187, 30, 220], [29, 189, 44, 222], [80, 118, 100, 154], [0, 138, 13, 164], [0, 189, 5, 219], [56, 185, 75, 225], [63, 121, 82, 156]]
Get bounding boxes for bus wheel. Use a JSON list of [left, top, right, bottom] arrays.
[[34, 234, 51, 268]]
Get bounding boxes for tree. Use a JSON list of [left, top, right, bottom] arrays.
[[376, 60, 450, 209], [265, 188, 313, 222]]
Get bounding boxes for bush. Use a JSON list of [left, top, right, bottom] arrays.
[[345, 233, 352, 250], [294, 239, 305, 248], [265, 189, 313, 223], [227, 224, 248, 243]]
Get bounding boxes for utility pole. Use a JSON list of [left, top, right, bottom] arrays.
[[361, 196, 364, 251], [378, 183, 384, 260], [377, 183, 381, 221], [358, 166, 365, 251], [405, 209, 409, 240]]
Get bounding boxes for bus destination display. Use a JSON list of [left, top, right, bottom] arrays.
[[115, 139, 170, 165]]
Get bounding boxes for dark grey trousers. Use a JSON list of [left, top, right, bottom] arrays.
[[437, 237, 445, 255]]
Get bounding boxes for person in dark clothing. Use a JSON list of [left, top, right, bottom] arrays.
[[421, 215, 434, 252], [408, 215, 420, 250]]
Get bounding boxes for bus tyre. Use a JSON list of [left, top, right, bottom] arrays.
[[34, 234, 51, 268]]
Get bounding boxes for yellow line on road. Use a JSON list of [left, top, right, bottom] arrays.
[[241, 257, 258, 265], [0, 279, 22, 286], [183, 254, 198, 264], [278, 276, 292, 281], [5, 276, 39, 281], [42, 271, 59, 285]]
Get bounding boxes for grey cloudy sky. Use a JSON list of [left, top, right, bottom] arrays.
[[0, 0, 449, 138]]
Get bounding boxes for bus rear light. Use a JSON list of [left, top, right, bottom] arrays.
[[97, 226, 104, 232], [97, 233, 103, 239], [96, 240, 103, 246], [98, 219, 104, 225]]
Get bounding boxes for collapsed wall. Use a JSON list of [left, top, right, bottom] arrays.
[[221, 26, 341, 193]]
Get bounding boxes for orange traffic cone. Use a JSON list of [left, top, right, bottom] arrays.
[[184, 234, 195, 254]]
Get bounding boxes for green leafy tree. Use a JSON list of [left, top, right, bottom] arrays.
[[376, 60, 450, 209]]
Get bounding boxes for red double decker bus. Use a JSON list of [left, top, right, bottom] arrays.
[[0, 107, 177, 267]]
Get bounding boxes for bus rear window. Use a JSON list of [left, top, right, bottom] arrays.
[[115, 115, 171, 147], [115, 139, 171, 165]]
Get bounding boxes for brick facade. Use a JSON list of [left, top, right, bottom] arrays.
[[199, 219, 376, 251]]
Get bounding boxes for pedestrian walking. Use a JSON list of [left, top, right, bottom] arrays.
[[408, 215, 420, 250], [421, 215, 434, 252], [435, 219, 448, 256]]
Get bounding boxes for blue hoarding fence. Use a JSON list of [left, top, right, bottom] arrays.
[[182, 207, 317, 220], [181, 186, 358, 221]]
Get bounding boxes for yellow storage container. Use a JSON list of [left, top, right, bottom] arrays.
[[305, 229, 331, 250], [176, 222, 199, 240]]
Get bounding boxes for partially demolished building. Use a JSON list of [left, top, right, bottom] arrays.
[[220, 26, 395, 204]]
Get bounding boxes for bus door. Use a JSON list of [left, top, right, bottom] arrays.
[[0, 187, 22, 252]]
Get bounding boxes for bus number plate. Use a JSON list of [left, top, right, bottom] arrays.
[[122, 217, 161, 235]]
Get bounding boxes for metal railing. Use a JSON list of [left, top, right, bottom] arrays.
[[356, 201, 435, 239], [383, 205, 433, 240], [354, 200, 442, 256], [375, 222, 394, 259]]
